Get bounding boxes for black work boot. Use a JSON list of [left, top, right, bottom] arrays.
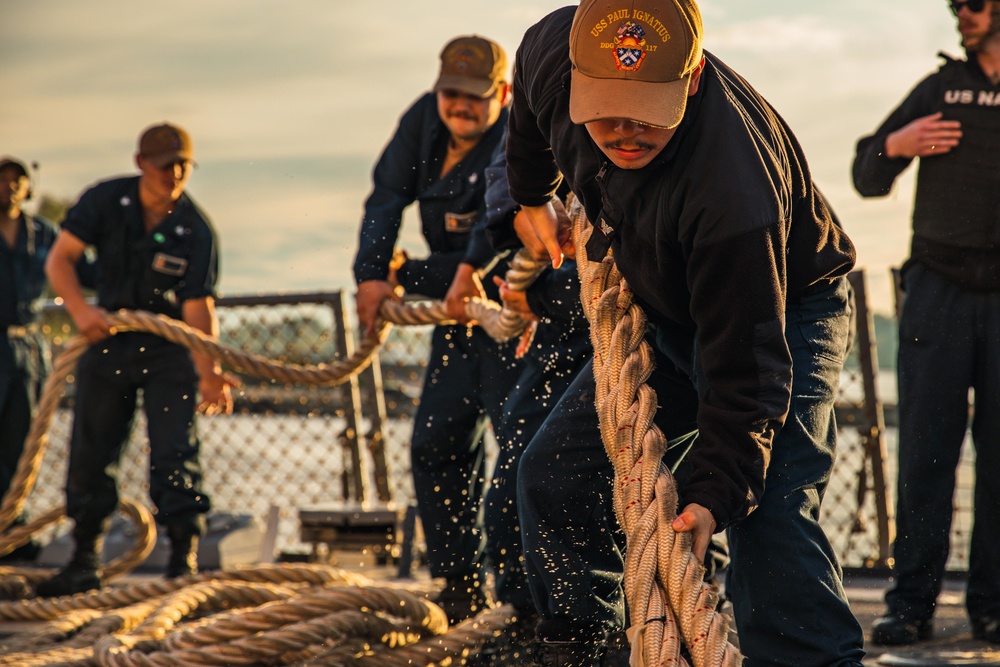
[[535, 640, 605, 667], [972, 616, 1000, 644], [35, 539, 102, 598], [433, 571, 492, 625], [870, 614, 933, 645], [164, 521, 202, 578], [468, 607, 539, 666]]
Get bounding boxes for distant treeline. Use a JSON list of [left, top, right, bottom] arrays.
[[871, 312, 898, 371]]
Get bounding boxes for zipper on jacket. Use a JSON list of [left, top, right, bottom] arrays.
[[596, 160, 610, 185]]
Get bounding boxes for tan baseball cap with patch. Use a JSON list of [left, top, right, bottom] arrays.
[[569, 0, 704, 129], [432, 35, 508, 98], [138, 122, 194, 168]]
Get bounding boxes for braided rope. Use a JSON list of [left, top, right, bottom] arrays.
[[0, 298, 517, 666], [472, 247, 549, 342], [0, 563, 371, 622], [89, 586, 448, 667], [380, 246, 548, 344], [0, 563, 513, 666], [570, 198, 742, 667]]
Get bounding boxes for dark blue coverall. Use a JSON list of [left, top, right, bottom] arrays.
[[1, 214, 57, 541], [59, 175, 218, 546], [481, 135, 593, 615], [353, 93, 521, 586]]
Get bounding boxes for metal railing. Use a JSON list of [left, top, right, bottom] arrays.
[[20, 272, 972, 571]]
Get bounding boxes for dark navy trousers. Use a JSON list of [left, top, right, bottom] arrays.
[[0, 334, 47, 516], [886, 263, 1000, 623], [483, 345, 589, 612], [410, 324, 520, 582], [519, 277, 865, 666], [66, 332, 211, 538]]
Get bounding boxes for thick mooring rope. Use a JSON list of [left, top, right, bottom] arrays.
[[570, 198, 742, 667], [0, 562, 513, 666], [0, 298, 518, 665], [383, 246, 548, 345]]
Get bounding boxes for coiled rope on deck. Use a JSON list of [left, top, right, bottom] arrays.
[[0, 562, 513, 666], [0, 301, 518, 665], [569, 198, 742, 667]]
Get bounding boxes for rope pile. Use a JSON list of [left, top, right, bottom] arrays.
[[0, 562, 512, 666], [0, 307, 514, 665]]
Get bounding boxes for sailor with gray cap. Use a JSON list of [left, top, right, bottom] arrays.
[[497, 0, 866, 664]]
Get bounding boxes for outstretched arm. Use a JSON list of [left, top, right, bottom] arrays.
[[182, 296, 236, 416], [45, 229, 111, 343]]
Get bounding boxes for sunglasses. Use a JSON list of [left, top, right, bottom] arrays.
[[950, 0, 988, 14]]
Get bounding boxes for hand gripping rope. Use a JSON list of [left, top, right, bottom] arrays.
[[568, 195, 742, 667]]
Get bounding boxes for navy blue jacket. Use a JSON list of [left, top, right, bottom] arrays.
[[505, 6, 856, 529], [483, 132, 590, 370], [1, 214, 57, 330], [1, 214, 57, 376], [354, 93, 508, 300]]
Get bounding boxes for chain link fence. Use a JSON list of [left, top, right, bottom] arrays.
[[26, 293, 437, 559], [19, 272, 974, 571]]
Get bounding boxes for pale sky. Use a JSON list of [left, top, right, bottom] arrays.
[[2, 0, 961, 314]]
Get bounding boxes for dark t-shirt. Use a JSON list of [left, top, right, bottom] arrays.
[[61, 176, 219, 321]]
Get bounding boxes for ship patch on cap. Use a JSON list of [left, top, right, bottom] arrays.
[[613, 21, 648, 71]]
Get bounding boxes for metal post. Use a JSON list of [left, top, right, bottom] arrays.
[[848, 270, 894, 567], [330, 291, 369, 504], [361, 357, 392, 502]]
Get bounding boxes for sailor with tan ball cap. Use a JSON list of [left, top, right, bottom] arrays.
[[38, 121, 232, 597], [496, 0, 867, 663], [352, 35, 525, 625]]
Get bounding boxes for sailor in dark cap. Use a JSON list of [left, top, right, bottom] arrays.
[[0, 156, 57, 563], [37, 123, 234, 596]]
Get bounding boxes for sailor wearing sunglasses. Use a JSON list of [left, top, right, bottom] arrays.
[[852, 0, 1000, 648]]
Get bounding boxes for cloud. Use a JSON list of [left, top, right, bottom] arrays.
[[710, 15, 846, 54], [0, 0, 961, 315]]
